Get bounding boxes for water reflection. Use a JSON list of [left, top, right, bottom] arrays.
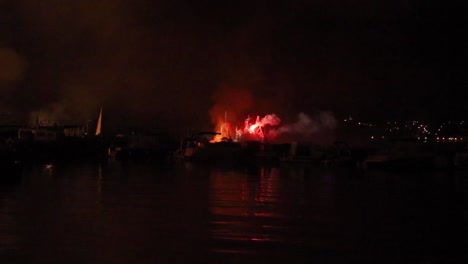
[[210, 166, 280, 218], [0, 165, 21, 263], [209, 165, 334, 261], [0, 161, 466, 263]]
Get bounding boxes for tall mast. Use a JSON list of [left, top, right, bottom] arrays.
[[224, 110, 228, 138], [95, 107, 103, 136]]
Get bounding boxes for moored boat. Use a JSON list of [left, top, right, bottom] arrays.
[[364, 139, 435, 170]]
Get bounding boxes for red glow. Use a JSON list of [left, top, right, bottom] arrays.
[[211, 113, 281, 142], [209, 87, 254, 142], [236, 114, 281, 142]]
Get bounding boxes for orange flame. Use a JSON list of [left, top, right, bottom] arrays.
[[209, 87, 253, 142], [210, 113, 281, 143], [235, 114, 281, 142]]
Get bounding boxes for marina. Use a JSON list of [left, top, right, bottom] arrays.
[[0, 1, 461, 262], [1, 115, 467, 263]]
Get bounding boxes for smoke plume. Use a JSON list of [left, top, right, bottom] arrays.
[[259, 114, 281, 127], [265, 111, 338, 144], [0, 47, 26, 82], [209, 86, 254, 134]]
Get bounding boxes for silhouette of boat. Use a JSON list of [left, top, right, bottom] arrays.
[[9, 107, 107, 163], [175, 131, 280, 164], [108, 132, 178, 161], [279, 142, 325, 165], [175, 131, 242, 162], [364, 138, 435, 169]]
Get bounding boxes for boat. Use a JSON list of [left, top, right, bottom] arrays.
[[174, 131, 284, 165], [240, 140, 278, 164], [108, 132, 178, 161], [364, 138, 435, 170], [12, 107, 108, 163], [279, 142, 326, 165], [175, 131, 244, 163], [320, 141, 356, 168]]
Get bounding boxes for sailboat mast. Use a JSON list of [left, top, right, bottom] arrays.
[[224, 110, 227, 138], [95, 107, 103, 136]]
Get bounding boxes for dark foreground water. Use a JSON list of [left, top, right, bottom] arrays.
[[1, 160, 467, 263]]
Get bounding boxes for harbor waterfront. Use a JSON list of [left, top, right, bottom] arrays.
[[0, 1, 460, 262], [1, 159, 466, 263]]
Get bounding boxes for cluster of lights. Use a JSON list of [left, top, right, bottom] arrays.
[[417, 136, 430, 143], [434, 121, 467, 139], [435, 123, 444, 136], [343, 117, 374, 127], [436, 137, 464, 142], [419, 124, 430, 135], [385, 121, 431, 134], [347, 118, 468, 144], [386, 121, 398, 132], [359, 122, 374, 127]]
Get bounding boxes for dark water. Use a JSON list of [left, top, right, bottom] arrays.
[[1, 160, 466, 263]]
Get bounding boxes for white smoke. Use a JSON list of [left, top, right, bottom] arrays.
[[318, 111, 337, 129], [238, 111, 337, 142], [28, 87, 100, 126], [260, 113, 281, 126], [272, 111, 337, 137]]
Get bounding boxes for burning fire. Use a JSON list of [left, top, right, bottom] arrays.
[[211, 113, 281, 143], [239, 114, 280, 141]]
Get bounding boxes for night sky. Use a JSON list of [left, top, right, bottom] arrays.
[[0, 0, 456, 135]]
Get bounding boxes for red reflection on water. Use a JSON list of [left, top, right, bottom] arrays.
[[209, 167, 287, 248], [209, 167, 281, 217]]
